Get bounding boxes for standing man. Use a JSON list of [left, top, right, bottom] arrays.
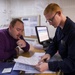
[[35, 3, 75, 75], [0, 18, 30, 62]]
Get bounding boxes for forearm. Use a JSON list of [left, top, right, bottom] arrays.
[[48, 59, 75, 73]]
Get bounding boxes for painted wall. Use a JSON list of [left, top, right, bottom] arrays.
[[0, 0, 75, 38]]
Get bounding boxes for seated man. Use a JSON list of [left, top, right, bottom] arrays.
[[0, 18, 30, 62]]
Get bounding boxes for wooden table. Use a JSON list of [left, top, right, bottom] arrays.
[[20, 45, 58, 75]]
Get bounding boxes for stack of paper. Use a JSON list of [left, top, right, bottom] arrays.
[[13, 52, 55, 73], [13, 62, 55, 73], [14, 56, 40, 66]]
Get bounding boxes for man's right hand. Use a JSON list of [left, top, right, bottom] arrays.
[[39, 54, 50, 63]]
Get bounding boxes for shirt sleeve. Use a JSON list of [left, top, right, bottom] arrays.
[[46, 28, 59, 57], [22, 41, 30, 52]]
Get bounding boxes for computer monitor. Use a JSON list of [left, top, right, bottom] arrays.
[[35, 26, 50, 46]]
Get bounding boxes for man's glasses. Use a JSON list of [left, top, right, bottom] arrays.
[[46, 12, 57, 23]]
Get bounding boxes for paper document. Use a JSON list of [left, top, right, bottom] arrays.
[[13, 52, 55, 73], [14, 56, 39, 66], [13, 63, 55, 73], [32, 52, 45, 57], [13, 62, 36, 72]]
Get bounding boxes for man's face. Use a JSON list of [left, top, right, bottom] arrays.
[[9, 21, 24, 39], [45, 12, 61, 28]]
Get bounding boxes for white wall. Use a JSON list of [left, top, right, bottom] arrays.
[[0, 0, 11, 25], [0, 0, 75, 38]]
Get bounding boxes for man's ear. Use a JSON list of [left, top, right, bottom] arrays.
[[9, 25, 12, 29]]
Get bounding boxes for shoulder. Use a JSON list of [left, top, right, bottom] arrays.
[[69, 30, 75, 37], [0, 29, 7, 38], [0, 29, 5, 35], [68, 30, 75, 44]]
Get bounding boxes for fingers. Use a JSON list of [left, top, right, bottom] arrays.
[[39, 54, 50, 63], [35, 65, 40, 71], [17, 39, 26, 48], [41, 56, 47, 62], [47, 57, 50, 61], [34, 63, 42, 72], [35, 62, 48, 72]]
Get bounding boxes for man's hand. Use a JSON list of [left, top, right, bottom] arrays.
[[39, 54, 50, 63], [16, 39, 26, 48], [35, 62, 49, 72]]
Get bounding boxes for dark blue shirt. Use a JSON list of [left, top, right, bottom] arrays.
[[46, 17, 75, 74]]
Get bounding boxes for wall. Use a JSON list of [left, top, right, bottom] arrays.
[[0, 0, 75, 38], [0, 0, 11, 25]]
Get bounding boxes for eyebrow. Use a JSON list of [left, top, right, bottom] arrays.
[[49, 12, 57, 21]]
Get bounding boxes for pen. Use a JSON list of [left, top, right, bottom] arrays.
[[19, 70, 25, 75]]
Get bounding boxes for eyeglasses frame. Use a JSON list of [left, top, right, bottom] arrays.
[[46, 12, 57, 23]]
